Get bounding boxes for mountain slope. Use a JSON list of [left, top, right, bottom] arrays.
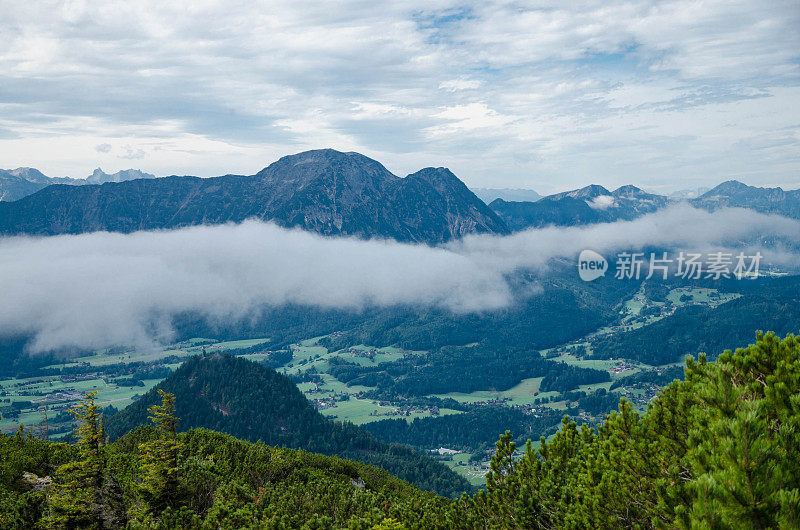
[[590, 276, 800, 365], [2, 425, 451, 528], [104, 353, 473, 497], [0, 149, 508, 243], [0, 171, 43, 202], [691, 180, 800, 218]]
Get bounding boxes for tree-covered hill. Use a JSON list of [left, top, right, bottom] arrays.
[[104, 354, 472, 498]]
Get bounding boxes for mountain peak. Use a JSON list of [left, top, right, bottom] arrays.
[[705, 180, 750, 195], [7, 167, 51, 183], [256, 149, 398, 190], [265, 148, 393, 171], [408, 167, 461, 185], [547, 184, 611, 201], [695, 180, 797, 214], [0, 150, 509, 242], [612, 185, 646, 197], [86, 168, 155, 185]]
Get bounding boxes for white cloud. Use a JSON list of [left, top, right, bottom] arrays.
[[439, 78, 482, 91], [118, 146, 146, 160], [587, 195, 615, 209], [1, 205, 798, 353], [426, 103, 517, 136], [0, 220, 510, 352]]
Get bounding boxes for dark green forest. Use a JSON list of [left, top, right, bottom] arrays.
[[1, 331, 797, 528], [326, 345, 609, 397], [591, 289, 800, 364], [363, 407, 563, 454]]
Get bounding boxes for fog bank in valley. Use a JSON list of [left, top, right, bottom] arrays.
[[1, 204, 797, 353]]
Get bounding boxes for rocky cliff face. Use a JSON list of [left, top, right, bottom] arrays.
[[0, 149, 509, 244]]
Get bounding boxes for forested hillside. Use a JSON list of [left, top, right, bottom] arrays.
[[1, 331, 797, 528], [104, 354, 472, 498], [1, 414, 451, 528], [591, 288, 800, 364], [363, 406, 563, 453], [317, 273, 638, 353]]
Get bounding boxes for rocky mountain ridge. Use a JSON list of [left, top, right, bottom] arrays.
[[0, 149, 508, 244]]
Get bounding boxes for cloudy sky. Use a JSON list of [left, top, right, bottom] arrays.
[[1, 0, 799, 193]]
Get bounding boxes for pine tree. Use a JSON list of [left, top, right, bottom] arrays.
[[45, 391, 106, 529], [138, 389, 184, 515], [685, 332, 800, 528]]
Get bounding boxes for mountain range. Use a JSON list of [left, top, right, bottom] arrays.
[[490, 180, 800, 230], [0, 167, 155, 202], [0, 149, 507, 244], [1, 149, 798, 241]]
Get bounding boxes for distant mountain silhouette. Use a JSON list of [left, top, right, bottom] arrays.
[[4, 156, 797, 237], [85, 168, 155, 184], [0, 168, 78, 202], [471, 187, 541, 203], [489, 180, 800, 230], [0, 149, 509, 244], [0, 167, 155, 201], [668, 186, 711, 199]]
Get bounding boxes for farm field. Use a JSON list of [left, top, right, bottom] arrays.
[[0, 374, 161, 436], [433, 377, 555, 407], [441, 452, 489, 487]]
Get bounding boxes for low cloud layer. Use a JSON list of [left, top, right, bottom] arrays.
[[1, 204, 798, 353], [449, 204, 800, 272]]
